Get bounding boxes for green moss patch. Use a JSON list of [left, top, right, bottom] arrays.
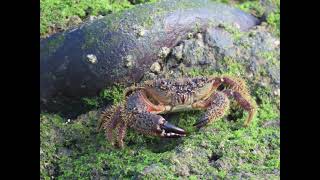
[[40, 0, 160, 37], [82, 84, 125, 109]]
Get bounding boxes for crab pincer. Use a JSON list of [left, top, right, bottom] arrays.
[[130, 112, 186, 138], [161, 121, 187, 138]]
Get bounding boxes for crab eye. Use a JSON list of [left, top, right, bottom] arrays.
[[217, 84, 225, 91]]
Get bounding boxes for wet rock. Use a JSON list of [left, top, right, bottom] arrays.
[[172, 44, 184, 61], [204, 27, 235, 58], [181, 38, 209, 67], [166, 57, 180, 69]]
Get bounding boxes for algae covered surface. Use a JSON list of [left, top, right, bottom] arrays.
[[40, 0, 280, 179], [40, 82, 279, 179]]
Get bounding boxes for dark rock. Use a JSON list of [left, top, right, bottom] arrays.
[[204, 27, 235, 58]]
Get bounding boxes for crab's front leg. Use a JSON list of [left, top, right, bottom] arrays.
[[192, 76, 257, 128], [129, 111, 187, 138], [222, 89, 256, 127], [127, 91, 186, 137], [219, 76, 257, 127], [99, 91, 186, 148], [98, 91, 185, 148], [192, 91, 230, 128], [99, 104, 128, 148]]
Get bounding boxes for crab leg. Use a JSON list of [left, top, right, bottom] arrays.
[[129, 112, 186, 137], [100, 105, 123, 145], [126, 91, 186, 140], [116, 122, 127, 148], [193, 91, 230, 128], [222, 89, 256, 127], [218, 76, 256, 127]]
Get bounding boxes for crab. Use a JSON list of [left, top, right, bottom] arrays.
[[98, 76, 256, 148]]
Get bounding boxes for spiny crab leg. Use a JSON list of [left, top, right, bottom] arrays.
[[193, 91, 230, 128], [222, 89, 256, 127], [220, 76, 256, 127], [192, 76, 257, 128], [99, 105, 124, 146]]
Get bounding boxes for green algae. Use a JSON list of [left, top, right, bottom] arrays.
[[267, 11, 280, 37], [236, 0, 265, 17], [40, 0, 135, 37], [82, 84, 125, 108]]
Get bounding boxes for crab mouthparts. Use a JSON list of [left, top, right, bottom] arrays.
[[161, 122, 186, 137]]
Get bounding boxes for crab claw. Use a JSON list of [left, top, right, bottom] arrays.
[[131, 112, 186, 138], [161, 121, 186, 138]]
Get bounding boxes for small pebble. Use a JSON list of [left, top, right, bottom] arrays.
[[88, 15, 97, 21], [65, 119, 71, 124], [67, 16, 82, 27], [172, 44, 184, 60], [187, 33, 193, 39], [247, 72, 254, 78], [124, 55, 134, 68], [137, 28, 145, 37], [196, 33, 203, 40], [150, 62, 161, 73], [273, 88, 280, 96], [86, 54, 97, 64], [158, 47, 170, 58], [233, 23, 240, 29]]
